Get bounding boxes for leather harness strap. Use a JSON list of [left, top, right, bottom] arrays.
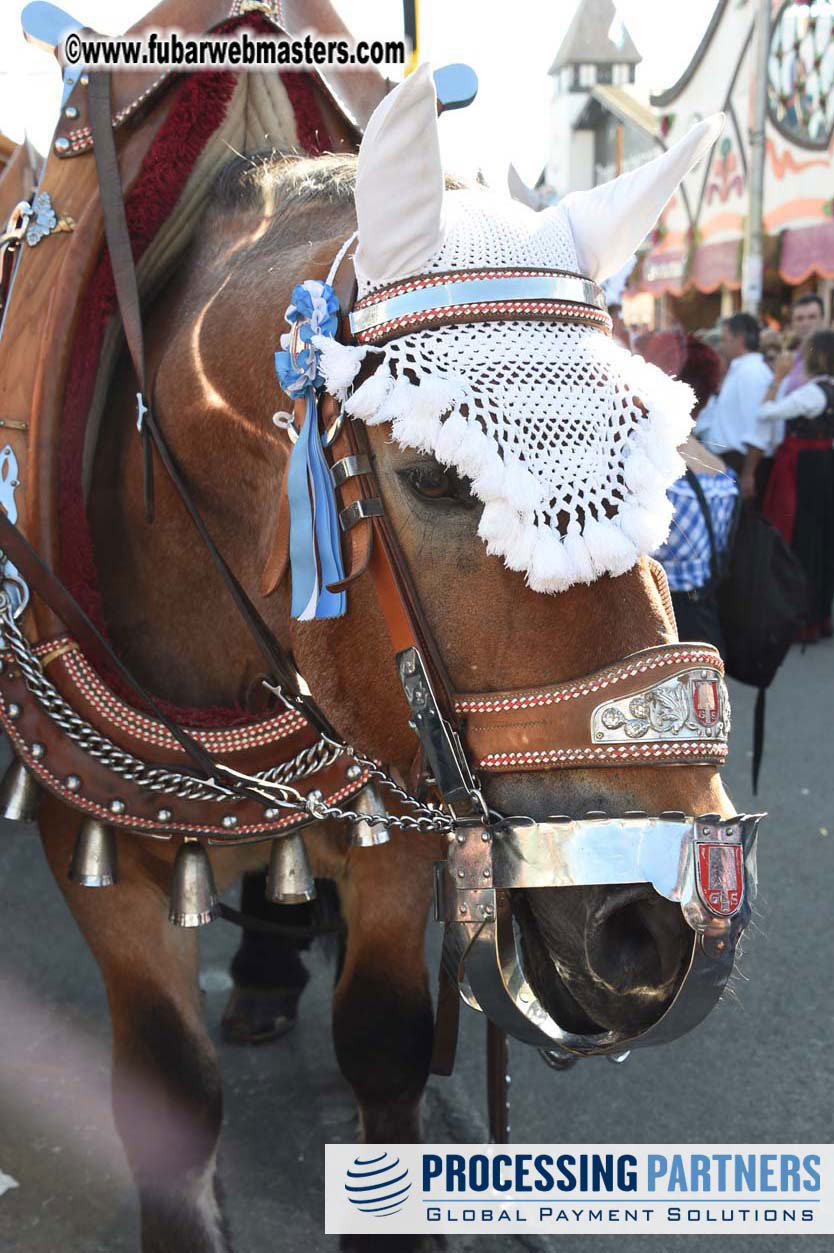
[[457, 644, 729, 773], [327, 248, 462, 718], [260, 455, 293, 597], [260, 245, 460, 723], [88, 71, 156, 522]]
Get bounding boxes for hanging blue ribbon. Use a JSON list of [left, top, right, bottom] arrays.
[[274, 280, 347, 620]]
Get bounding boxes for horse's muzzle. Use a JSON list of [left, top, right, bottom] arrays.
[[434, 812, 762, 1057]]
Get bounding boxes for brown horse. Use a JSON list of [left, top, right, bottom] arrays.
[[31, 152, 735, 1252]]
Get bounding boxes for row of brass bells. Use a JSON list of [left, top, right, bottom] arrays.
[[350, 785, 391, 847], [167, 831, 317, 922], [0, 750, 375, 919], [0, 757, 40, 823], [66, 824, 219, 925]]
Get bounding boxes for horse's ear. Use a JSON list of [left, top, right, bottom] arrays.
[[354, 63, 445, 287], [507, 163, 539, 210], [557, 114, 725, 284]]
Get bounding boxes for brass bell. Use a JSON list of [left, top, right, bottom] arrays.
[[68, 818, 118, 887], [266, 832, 316, 904], [350, 784, 391, 847], [168, 839, 219, 927], [0, 757, 41, 823]]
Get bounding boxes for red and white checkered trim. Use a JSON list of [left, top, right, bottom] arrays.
[[455, 648, 722, 715], [28, 641, 307, 753], [477, 741, 728, 771], [354, 300, 612, 345]]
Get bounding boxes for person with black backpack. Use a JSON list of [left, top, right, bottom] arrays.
[[649, 335, 808, 792], [653, 435, 739, 653], [758, 329, 834, 643]]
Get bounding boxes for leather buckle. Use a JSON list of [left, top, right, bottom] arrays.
[[339, 499, 383, 531], [330, 454, 372, 488]]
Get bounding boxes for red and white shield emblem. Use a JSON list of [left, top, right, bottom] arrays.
[[696, 842, 744, 916], [692, 678, 720, 727]]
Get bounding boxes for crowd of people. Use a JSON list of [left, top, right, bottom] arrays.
[[623, 294, 834, 649]]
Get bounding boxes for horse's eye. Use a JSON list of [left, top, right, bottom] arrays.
[[398, 463, 474, 506]]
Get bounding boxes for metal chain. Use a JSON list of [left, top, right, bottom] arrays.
[[341, 745, 453, 830], [0, 596, 454, 833], [259, 737, 343, 785], [263, 683, 454, 831]]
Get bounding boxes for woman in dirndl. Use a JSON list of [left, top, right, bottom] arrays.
[[758, 329, 834, 642]]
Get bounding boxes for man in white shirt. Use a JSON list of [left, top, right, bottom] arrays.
[[694, 313, 773, 474], [739, 294, 826, 500]]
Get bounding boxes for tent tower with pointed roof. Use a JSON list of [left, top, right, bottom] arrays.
[[547, 0, 642, 198]]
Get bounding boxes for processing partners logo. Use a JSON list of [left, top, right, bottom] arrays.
[[326, 1144, 834, 1236], [344, 1151, 412, 1218]]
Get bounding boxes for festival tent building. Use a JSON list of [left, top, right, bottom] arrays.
[[632, 0, 834, 328]]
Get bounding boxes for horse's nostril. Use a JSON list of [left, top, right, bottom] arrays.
[[588, 884, 655, 931], [585, 886, 687, 995]]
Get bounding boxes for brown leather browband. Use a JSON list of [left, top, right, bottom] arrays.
[[348, 266, 613, 345]]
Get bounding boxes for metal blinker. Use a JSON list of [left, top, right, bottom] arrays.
[[0, 757, 41, 822], [266, 833, 316, 904], [68, 817, 117, 887], [168, 839, 218, 926], [350, 784, 391, 848]]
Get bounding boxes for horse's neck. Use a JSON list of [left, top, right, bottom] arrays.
[[88, 301, 290, 713]]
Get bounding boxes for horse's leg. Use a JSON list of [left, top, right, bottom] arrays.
[[332, 835, 437, 1144], [221, 867, 312, 1045], [38, 795, 231, 1253]]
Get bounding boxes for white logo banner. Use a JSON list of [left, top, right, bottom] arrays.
[[325, 1144, 833, 1235]]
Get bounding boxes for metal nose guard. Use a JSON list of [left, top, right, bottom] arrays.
[[435, 812, 763, 1056]]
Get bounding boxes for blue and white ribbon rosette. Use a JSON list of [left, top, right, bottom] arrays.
[[274, 279, 347, 621]]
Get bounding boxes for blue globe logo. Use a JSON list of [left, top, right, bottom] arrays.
[[344, 1151, 412, 1217]]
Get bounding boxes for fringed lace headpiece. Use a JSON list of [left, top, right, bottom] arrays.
[[310, 65, 724, 595]]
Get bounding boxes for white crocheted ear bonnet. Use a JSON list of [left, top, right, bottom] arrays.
[[315, 65, 723, 593]]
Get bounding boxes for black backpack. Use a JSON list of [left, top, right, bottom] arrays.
[[686, 471, 808, 790]]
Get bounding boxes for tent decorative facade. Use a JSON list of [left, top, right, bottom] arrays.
[[635, 0, 834, 311]]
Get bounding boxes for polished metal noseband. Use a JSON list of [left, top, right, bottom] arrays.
[[435, 812, 762, 1057]]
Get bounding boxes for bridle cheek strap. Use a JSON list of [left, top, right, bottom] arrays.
[[260, 455, 292, 597]]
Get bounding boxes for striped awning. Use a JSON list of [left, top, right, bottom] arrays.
[[779, 221, 834, 284]]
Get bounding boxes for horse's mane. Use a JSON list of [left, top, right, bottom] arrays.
[[213, 150, 358, 214], [203, 150, 358, 251], [205, 149, 469, 244]]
